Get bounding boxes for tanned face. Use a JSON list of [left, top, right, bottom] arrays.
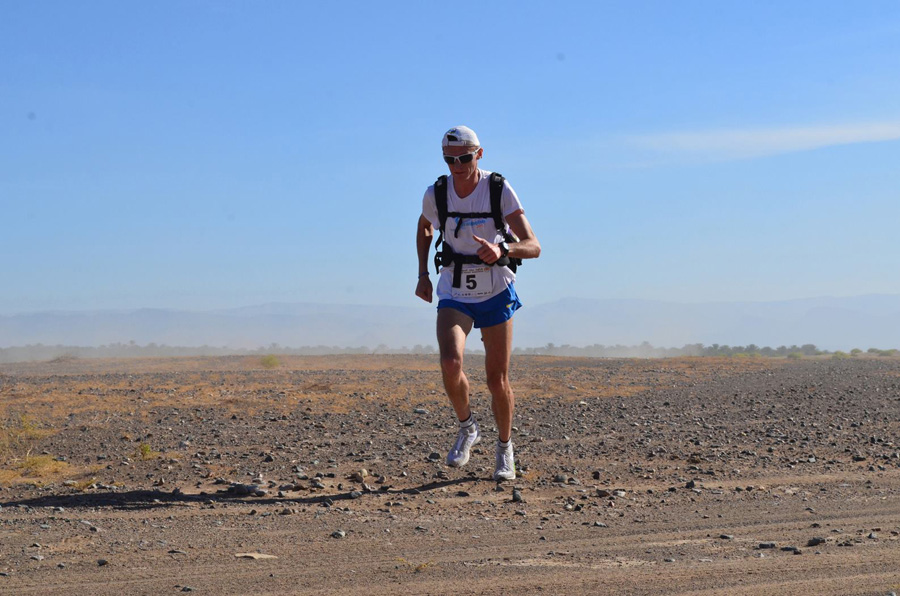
[[443, 145, 483, 179]]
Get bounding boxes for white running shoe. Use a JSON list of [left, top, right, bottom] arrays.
[[446, 421, 481, 468], [493, 440, 516, 481]]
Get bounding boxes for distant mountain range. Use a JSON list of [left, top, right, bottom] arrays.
[[1, 294, 898, 352]]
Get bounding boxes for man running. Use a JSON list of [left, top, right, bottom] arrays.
[[415, 125, 541, 481]]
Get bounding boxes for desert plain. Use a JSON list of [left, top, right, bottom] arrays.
[[1, 354, 899, 595]]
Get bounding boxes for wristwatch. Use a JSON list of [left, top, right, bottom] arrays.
[[498, 241, 510, 257]]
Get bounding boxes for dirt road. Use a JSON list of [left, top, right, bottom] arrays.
[[1, 355, 899, 595]]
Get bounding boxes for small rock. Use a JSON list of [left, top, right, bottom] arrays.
[[97, 559, 109, 566], [807, 537, 827, 547], [427, 452, 441, 462], [413, 408, 428, 415], [720, 535, 734, 540], [331, 530, 346, 539], [512, 489, 524, 503], [758, 542, 777, 549]]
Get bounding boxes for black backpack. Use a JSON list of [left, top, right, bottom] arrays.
[[432, 172, 522, 288]]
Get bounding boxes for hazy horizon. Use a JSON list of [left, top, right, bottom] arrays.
[[2, 294, 899, 357]]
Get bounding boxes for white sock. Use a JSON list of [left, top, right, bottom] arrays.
[[498, 438, 511, 449], [459, 414, 476, 430]]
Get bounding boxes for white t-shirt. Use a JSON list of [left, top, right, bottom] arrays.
[[422, 170, 524, 303]]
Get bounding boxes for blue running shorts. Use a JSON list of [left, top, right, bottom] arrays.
[[437, 284, 522, 328]]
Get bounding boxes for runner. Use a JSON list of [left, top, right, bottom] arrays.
[[415, 125, 541, 480]]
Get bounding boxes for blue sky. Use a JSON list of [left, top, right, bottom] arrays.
[[3, 1, 900, 314]]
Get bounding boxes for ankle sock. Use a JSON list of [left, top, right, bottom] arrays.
[[459, 414, 476, 430], [498, 438, 511, 449]]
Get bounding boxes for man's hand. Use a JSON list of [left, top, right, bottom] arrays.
[[472, 235, 500, 264], [416, 275, 433, 303]]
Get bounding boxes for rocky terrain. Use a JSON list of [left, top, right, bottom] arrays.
[[1, 354, 899, 595]]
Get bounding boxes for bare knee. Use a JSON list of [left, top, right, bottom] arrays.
[[441, 355, 464, 379], [487, 372, 511, 398]]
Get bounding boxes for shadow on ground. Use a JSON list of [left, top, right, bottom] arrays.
[[0, 476, 486, 511]]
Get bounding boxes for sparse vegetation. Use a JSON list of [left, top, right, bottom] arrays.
[[396, 557, 434, 573], [1, 414, 51, 457], [18, 454, 69, 477], [868, 348, 899, 357], [137, 442, 159, 460], [71, 476, 97, 491], [260, 354, 281, 369]]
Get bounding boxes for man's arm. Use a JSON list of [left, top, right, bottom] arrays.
[[415, 214, 434, 303], [504, 209, 541, 260], [473, 209, 541, 264]]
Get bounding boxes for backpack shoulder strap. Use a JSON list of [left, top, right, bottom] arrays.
[[488, 172, 505, 231], [434, 175, 449, 232]]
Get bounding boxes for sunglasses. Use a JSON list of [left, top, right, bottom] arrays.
[[443, 151, 478, 165]]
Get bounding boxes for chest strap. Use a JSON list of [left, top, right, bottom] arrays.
[[435, 243, 512, 288]]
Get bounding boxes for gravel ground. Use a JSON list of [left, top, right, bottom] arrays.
[[1, 355, 899, 595]]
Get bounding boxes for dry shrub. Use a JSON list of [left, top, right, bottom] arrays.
[[260, 355, 281, 369], [0, 414, 52, 457], [18, 454, 69, 477], [137, 443, 160, 460]]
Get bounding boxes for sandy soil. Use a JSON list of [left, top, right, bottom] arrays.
[[1, 354, 899, 595]]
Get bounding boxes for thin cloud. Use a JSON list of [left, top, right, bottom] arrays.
[[626, 121, 900, 161]]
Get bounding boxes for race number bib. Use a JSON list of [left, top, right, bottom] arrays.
[[451, 265, 493, 299]]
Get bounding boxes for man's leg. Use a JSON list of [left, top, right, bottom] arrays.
[[482, 317, 516, 481], [437, 307, 474, 421], [481, 318, 515, 441], [437, 307, 481, 467]]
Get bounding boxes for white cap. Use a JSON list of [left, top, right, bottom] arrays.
[[442, 125, 480, 148]]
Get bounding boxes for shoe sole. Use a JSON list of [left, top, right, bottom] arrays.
[[493, 469, 516, 481], [447, 434, 481, 467]]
